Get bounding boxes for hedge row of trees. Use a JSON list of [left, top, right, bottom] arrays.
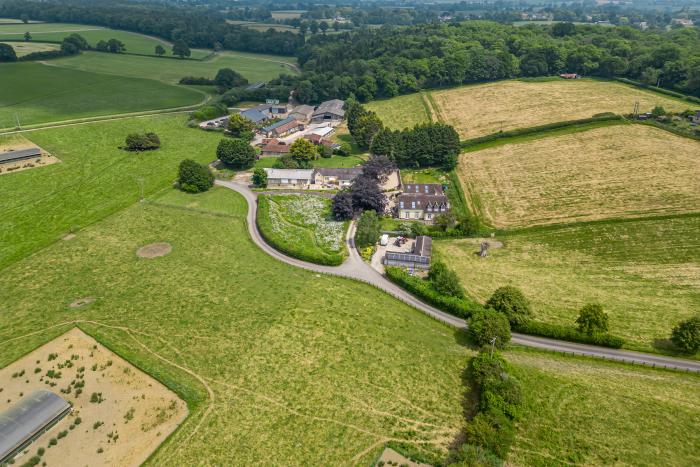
[[0, 32, 85, 62]]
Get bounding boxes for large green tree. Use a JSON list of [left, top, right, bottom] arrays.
[[172, 40, 191, 59], [575, 304, 609, 335], [289, 138, 317, 165], [216, 138, 256, 169], [468, 308, 512, 349], [178, 159, 213, 193], [671, 316, 700, 353], [0, 43, 17, 62], [485, 286, 532, 327], [354, 210, 381, 248]]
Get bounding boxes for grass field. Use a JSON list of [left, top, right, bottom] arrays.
[[431, 79, 691, 139], [271, 10, 306, 20], [506, 348, 700, 465], [0, 22, 209, 58], [52, 50, 298, 84], [435, 214, 700, 353], [0, 187, 468, 464], [459, 124, 700, 228], [0, 62, 203, 129], [366, 92, 432, 130], [257, 194, 348, 265], [0, 115, 223, 270], [0, 40, 58, 56]]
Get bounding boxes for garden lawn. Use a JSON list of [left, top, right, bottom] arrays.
[[257, 194, 348, 265], [507, 348, 700, 466], [459, 124, 700, 228], [435, 214, 700, 354], [0, 62, 203, 129], [432, 79, 691, 139], [0, 187, 468, 465], [0, 114, 223, 270], [51, 50, 298, 84], [0, 22, 209, 58], [366, 92, 432, 130]]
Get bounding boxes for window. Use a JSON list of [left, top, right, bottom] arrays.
[[281, 178, 289, 184], [403, 211, 409, 219], [414, 212, 420, 219], [399, 201, 404, 209], [427, 213, 432, 220], [411, 201, 416, 209]]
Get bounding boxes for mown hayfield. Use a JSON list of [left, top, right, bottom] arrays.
[[0, 40, 58, 56], [0, 187, 468, 465], [271, 10, 306, 20], [435, 214, 700, 353], [0, 21, 209, 58], [431, 79, 691, 139], [0, 62, 203, 128], [459, 124, 700, 228], [366, 93, 432, 130], [0, 115, 223, 270], [52, 50, 298, 84], [506, 348, 700, 466]]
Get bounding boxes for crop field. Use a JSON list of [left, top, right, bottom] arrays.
[[0, 115, 223, 270], [435, 214, 700, 353], [52, 50, 298, 84], [506, 348, 700, 466], [0, 62, 203, 129], [459, 124, 700, 228], [0, 40, 58, 56], [0, 21, 209, 58], [271, 10, 306, 20], [366, 92, 432, 130], [431, 79, 690, 139], [257, 194, 348, 265], [0, 187, 469, 465]]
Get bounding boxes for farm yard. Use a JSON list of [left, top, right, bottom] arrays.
[[458, 124, 700, 228], [507, 349, 700, 466], [0, 62, 203, 129], [430, 79, 690, 139], [0, 188, 468, 465], [0, 21, 209, 58], [0, 115, 222, 270], [257, 194, 348, 265], [51, 50, 299, 85], [435, 214, 700, 353], [0, 328, 187, 466]]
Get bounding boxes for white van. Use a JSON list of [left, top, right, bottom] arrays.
[[380, 234, 389, 246]]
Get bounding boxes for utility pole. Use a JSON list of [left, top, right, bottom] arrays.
[[490, 337, 497, 358]]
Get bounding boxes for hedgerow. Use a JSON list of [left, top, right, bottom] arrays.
[[514, 320, 625, 348]]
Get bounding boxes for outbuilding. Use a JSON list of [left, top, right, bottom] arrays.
[[383, 235, 432, 270], [0, 147, 41, 165], [311, 99, 345, 123]]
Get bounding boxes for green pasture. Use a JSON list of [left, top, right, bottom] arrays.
[[0, 21, 208, 58], [366, 92, 432, 130], [51, 50, 298, 84], [0, 115, 223, 270], [0, 62, 203, 129]]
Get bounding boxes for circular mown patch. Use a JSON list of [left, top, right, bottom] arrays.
[[136, 242, 172, 259]]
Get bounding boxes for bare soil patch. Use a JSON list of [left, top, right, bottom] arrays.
[[459, 124, 700, 228], [0, 328, 187, 467], [62, 233, 76, 241], [376, 447, 432, 466], [0, 136, 59, 176], [136, 242, 172, 259], [69, 297, 95, 309], [432, 79, 690, 139]]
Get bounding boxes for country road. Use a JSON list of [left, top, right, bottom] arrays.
[[216, 180, 700, 374]]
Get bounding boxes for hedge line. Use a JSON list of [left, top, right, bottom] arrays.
[[256, 197, 346, 266], [615, 78, 700, 105], [385, 267, 483, 319], [460, 114, 624, 149], [514, 320, 625, 348], [637, 120, 700, 141]]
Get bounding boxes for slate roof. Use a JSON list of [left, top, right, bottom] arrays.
[[385, 252, 430, 265], [262, 116, 297, 133], [312, 99, 345, 118], [414, 235, 432, 258], [397, 193, 449, 210], [0, 148, 41, 164], [240, 108, 267, 124], [316, 167, 363, 179], [403, 183, 444, 195], [264, 168, 314, 180]]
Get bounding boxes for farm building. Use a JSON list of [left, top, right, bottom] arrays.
[[240, 108, 268, 124], [260, 140, 291, 157], [262, 117, 304, 137], [311, 125, 334, 138], [314, 167, 363, 187], [304, 133, 324, 145], [264, 168, 315, 188], [0, 390, 71, 464], [255, 102, 288, 118], [289, 105, 315, 122], [0, 147, 41, 165], [384, 236, 432, 270], [311, 99, 345, 123]]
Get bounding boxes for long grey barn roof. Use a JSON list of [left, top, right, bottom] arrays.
[[385, 252, 430, 264], [0, 148, 41, 164], [0, 391, 71, 462]]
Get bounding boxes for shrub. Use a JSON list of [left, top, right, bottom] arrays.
[[124, 132, 161, 151], [216, 138, 255, 169], [191, 103, 228, 122], [355, 210, 381, 248], [670, 316, 700, 353], [428, 261, 465, 298], [575, 304, 609, 335], [468, 309, 511, 349], [486, 286, 532, 327], [252, 168, 268, 188], [48, 438, 57, 447], [178, 159, 214, 193], [448, 444, 503, 467]]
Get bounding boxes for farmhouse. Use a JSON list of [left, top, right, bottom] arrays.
[[311, 99, 345, 123], [264, 168, 315, 188], [262, 117, 304, 137], [260, 140, 291, 157], [384, 235, 432, 270], [0, 390, 72, 464], [0, 147, 41, 165], [398, 185, 450, 221], [289, 105, 315, 122], [314, 167, 363, 187], [240, 108, 268, 124]]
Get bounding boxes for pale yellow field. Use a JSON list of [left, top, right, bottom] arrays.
[[0, 41, 59, 57], [432, 79, 691, 139], [459, 124, 700, 228]]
